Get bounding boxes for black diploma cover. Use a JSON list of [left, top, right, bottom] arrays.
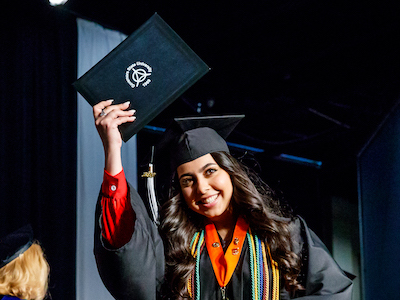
[[73, 13, 209, 142]]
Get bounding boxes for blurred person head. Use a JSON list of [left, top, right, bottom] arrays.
[[0, 225, 49, 300]]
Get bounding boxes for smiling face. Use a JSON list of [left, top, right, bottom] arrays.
[[177, 153, 234, 223]]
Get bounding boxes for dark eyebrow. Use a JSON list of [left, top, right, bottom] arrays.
[[200, 163, 218, 173], [178, 163, 218, 181], [178, 173, 193, 181]]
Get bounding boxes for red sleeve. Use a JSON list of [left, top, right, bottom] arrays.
[[101, 169, 135, 249]]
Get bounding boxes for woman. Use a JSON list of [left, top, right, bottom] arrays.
[[93, 100, 353, 300], [0, 226, 50, 300]]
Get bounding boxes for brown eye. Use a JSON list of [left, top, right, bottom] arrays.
[[180, 177, 193, 187], [205, 168, 217, 176]]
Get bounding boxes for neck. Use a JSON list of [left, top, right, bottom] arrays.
[[209, 210, 237, 242]]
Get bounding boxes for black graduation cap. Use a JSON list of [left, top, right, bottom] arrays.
[[73, 13, 210, 142], [157, 115, 245, 170], [0, 225, 34, 269], [141, 115, 244, 217]]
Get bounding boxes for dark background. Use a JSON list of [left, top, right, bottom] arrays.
[[1, 0, 399, 299], [66, 0, 400, 240]]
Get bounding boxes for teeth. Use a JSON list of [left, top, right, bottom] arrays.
[[203, 194, 218, 204]]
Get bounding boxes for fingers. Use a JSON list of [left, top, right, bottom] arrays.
[[95, 110, 136, 129], [93, 100, 133, 121], [113, 113, 137, 126], [101, 101, 132, 119], [95, 107, 136, 149], [92, 100, 136, 155], [93, 99, 114, 119]]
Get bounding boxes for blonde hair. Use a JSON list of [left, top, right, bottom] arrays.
[[0, 242, 50, 300]]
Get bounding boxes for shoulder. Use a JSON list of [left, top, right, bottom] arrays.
[[287, 216, 304, 255], [286, 216, 329, 256]]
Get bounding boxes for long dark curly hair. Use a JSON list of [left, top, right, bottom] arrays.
[[159, 151, 302, 299]]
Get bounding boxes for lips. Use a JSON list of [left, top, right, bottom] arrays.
[[197, 194, 219, 205]]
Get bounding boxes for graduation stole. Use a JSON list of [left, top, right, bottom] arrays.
[[188, 216, 280, 300]]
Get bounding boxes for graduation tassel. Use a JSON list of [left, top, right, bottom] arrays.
[[141, 146, 159, 225]]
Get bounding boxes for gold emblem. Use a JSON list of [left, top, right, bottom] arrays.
[[212, 242, 220, 248], [234, 237, 239, 245]]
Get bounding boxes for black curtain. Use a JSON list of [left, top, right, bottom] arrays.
[[0, 1, 77, 299]]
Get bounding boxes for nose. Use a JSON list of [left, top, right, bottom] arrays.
[[196, 177, 210, 194]]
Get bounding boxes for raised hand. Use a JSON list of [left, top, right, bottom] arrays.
[[93, 99, 136, 175]]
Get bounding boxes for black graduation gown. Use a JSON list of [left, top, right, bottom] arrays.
[[94, 183, 353, 300]]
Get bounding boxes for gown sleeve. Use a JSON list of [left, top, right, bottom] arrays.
[[94, 175, 165, 300], [285, 217, 354, 299]]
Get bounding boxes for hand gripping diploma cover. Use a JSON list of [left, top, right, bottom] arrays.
[[73, 13, 210, 142]]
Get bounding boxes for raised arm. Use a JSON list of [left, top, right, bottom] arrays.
[[93, 100, 137, 248], [93, 99, 136, 175], [92, 100, 165, 300]]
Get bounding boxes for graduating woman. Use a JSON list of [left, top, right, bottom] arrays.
[[93, 100, 353, 300], [0, 226, 50, 300]]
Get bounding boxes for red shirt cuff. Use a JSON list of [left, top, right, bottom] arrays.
[[100, 168, 135, 249], [102, 169, 128, 198]]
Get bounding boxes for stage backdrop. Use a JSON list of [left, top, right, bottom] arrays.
[[76, 18, 138, 300], [357, 99, 400, 299]]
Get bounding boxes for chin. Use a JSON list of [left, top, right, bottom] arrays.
[[205, 208, 231, 221]]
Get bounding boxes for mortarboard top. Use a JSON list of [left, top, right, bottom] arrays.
[[73, 13, 210, 142], [0, 225, 33, 269], [156, 115, 245, 170]]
